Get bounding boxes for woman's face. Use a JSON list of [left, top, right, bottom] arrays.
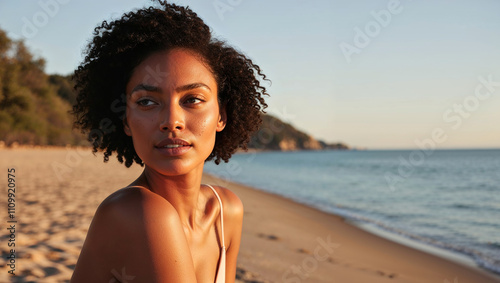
[[124, 48, 226, 176]]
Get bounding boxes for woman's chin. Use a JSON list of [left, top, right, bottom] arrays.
[[147, 159, 203, 177]]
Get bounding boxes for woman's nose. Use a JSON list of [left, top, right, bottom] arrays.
[[159, 103, 185, 132]]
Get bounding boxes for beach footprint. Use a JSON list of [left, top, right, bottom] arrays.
[[236, 266, 269, 283], [257, 233, 280, 241]]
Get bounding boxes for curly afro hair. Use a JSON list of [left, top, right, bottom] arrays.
[[72, 1, 269, 167]]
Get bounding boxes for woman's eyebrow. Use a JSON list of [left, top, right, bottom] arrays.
[[175, 83, 211, 92], [130, 84, 162, 95], [129, 82, 211, 96]]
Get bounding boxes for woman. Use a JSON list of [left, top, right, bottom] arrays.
[[70, 1, 268, 282]]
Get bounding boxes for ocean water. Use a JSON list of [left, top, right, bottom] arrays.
[[204, 149, 500, 275]]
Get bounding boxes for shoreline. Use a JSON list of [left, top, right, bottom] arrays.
[[202, 173, 500, 282], [351, 220, 479, 268]]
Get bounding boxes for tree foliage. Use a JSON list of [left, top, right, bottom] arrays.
[[0, 28, 85, 146]]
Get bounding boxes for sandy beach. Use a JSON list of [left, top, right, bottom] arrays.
[[1, 147, 499, 282]]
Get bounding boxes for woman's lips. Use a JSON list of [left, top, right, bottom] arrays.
[[155, 138, 192, 156], [155, 145, 192, 156]]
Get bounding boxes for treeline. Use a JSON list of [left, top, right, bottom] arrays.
[[0, 29, 84, 146]]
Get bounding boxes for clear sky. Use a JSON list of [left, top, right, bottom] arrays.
[[1, 0, 499, 149]]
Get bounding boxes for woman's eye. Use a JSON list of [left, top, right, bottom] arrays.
[[136, 99, 156, 107], [185, 97, 203, 105]]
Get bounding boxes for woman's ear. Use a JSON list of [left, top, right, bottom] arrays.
[[123, 118, 132, 136], [216, 106, 227, 132]]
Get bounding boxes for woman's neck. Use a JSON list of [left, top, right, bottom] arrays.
[[136, 165, 205, 229]]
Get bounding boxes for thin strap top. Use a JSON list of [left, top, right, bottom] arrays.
[[205, 184, 226, 283]]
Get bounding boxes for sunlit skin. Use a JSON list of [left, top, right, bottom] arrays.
[[71, 48, 244, 283], [124, 48, 225, 178]]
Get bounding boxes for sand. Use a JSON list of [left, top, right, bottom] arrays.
[[0, 147, 499, 282]]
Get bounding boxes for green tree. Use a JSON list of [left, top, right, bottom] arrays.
[[0, 27, 86, 146]]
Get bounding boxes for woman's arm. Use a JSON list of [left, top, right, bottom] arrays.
[[71, 187, 197, 283]]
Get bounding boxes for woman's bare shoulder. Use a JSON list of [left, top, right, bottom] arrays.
[[91, 186, 183, 237], [210, 185, 244, 217], [71, 187, 196, 282], [90, 186, 189, 256], [99, 186, 177, 218]]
